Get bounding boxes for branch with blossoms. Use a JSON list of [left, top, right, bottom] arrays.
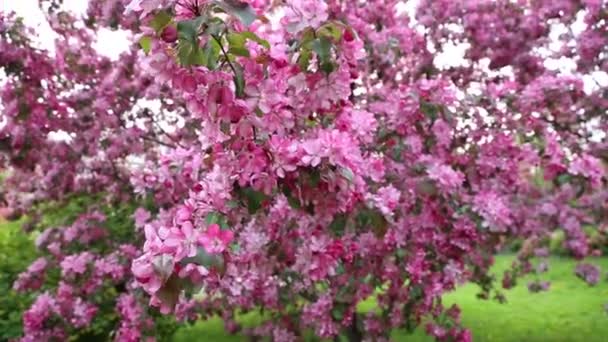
[[1, 0, 607, 341]]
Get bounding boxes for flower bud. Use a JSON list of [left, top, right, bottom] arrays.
[[343, 28, 355, 42], [161, 26, 178, 43]]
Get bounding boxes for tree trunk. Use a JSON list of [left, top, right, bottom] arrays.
[[335, 313, 363, 342]]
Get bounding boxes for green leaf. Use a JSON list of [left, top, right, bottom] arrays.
[[287, 196, 301, 209], [312, 36, 332, 61], [227, 32, 247, 47], [396, 248, 406, 258], [241, 31, 270, 49], [556, 174, 572, 186], [182, 247, 225, 269], [150, 10, 172, 33], [356, 208, 388, 237], [331, 307, 345, 321], [300, 28, 316, 46], [176, 17, 208, 66], [282, 186, 302, 209], [308, 169, 321, 187], [255, 107, 264, 117], [205, 212, 222, 225], [177, 41, 206, 66], [316, 21, 344, 42], [177, 16, 205, 43], [298, 48, 312, 71], [204, 18, 225, 36], [205, 211, 230, 229], [340, 167, 355, 183], [297, 29, 316, 71], [213, 0, 257, 26], [320, 61, 335, 74], [229, 46, 250, 57], [409, 285, 423, 300], [226, 31, 270, 57], [312, 36, 335, 74], [227, 200, 240, 208], [335, 262, 345, 275], [139, 36, 152, 54], [227, 32, 250, 56], [329, 214, 348, 235], [233, 62, 246, 98], [239, 186, 267, 214], [203, 38, 221, 69], [420, 101, 439, 120]]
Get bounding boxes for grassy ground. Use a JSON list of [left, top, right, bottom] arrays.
[[173, 255, 608, 342]]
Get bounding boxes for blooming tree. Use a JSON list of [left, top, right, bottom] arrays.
[[1, 0, 607, 341]]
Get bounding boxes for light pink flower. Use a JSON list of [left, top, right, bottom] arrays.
[[133, 208, 151, 229], [198, 224, 234, 254], [301, 139, 325, 167], [427, 163, 464, 190], [164, 221, 201, 258]]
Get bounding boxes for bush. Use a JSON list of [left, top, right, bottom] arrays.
[[0, 219, 35, 340], [5, 195, 179, 341]]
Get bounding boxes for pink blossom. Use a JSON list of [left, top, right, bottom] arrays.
[[427, 163, 464, 190], [569, 154, 604, 186], [125, 0, 164, 16], [29, 257, 48, 273], [575, 263, 601, 285], [164, 221, 201, 258], [23, 293, 56, 334], [367, 185, 401, 217], [71, 298, 98, 328], [432, 119, 453, 147], [132, 254, 165, 294], [198, 224, 234, 254], [14, 258, 48, 292], [133, 207, 151, 229], [178, 263, 209, 281], [336, 108, 378, 144], [60, 252, 95, 277], [282, 0, 329, 34], [301, 139, 325, 167], [473, 192, 513, 231]]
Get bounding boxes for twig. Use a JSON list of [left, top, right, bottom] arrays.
[[141, 134, 177, 148], [212, 34, 238, 77]]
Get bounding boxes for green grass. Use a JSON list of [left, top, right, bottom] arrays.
[[0, 217, 24, 238], [173, 255, 608, 342]]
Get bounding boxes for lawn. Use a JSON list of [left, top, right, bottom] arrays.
[[174, 255, 608, 342]]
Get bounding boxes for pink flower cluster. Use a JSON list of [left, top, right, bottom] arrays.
[[132, 218, 233, 313], [575, 263, 602, 286]]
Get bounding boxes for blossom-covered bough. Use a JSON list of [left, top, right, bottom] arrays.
[[1, 0, 607, 341]]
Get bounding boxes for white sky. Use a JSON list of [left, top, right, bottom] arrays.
[[0, 0, 605, 144], [1, 0, 130, 59], [1, 0, 606, 90]]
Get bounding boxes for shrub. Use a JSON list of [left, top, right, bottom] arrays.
[[7, 195, 179, 341], [0, 219, 35, 340]]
